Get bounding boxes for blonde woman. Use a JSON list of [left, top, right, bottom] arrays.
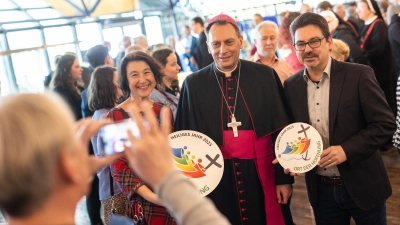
[[331, 38, 350, 62]]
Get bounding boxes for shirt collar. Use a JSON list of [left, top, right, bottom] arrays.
[[303, 57, 332, 82], [253, 53, 279, 64], [365, 15, 378, 25], [215, 62, 239, 78]]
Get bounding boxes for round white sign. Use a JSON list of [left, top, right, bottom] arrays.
[[275, 123, 323, 173], [168, 130, 224, 196]]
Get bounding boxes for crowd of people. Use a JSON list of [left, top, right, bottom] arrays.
[[1, 0, 400, 225]]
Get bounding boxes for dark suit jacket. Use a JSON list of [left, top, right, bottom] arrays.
[[284, 59, 396, 210], [389, 14, 400, 74], [190, 32, 214, 69]]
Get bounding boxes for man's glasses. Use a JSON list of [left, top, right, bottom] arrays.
[[293, 37, 325, 51]]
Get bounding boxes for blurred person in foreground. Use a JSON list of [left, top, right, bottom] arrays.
[[0, 93, 230, 225], [0, 93, 120, 225]]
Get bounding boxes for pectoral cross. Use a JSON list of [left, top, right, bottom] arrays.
[[227, 115, 242, 137]]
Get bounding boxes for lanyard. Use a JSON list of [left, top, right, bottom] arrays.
[[360, 18, 383, 49]]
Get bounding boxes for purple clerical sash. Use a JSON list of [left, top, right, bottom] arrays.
[[219, 130, 285, 225]]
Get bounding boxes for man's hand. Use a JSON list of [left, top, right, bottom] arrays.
[[276, 184, 292, 204], [318, 145, 347, 168], [124, 102, 175, 189], [272, 158, 301, 176]]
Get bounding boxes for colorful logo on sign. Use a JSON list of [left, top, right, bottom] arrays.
[[275, 123, 323, 173], [169, 131, 224, 196]]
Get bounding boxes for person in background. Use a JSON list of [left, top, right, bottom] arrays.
[[51, 54, 83, 121], [249, 13, 264, 56], [334, 4, 360, 36], [151, 48, 181, 118], [103, 41, 111, 52], [278, 12, 305, 72], [319, 10, 369, 65], [83, 45, 116, 225], [107, 51, 175, 224], [300, 3, 312, 14], [44, 55, 61, 88], [115, 36, 131, 69], [252, 21, 294, 84], [388, 12, 400, 73], [87, 66, 125, 225], [387, 0, 400, 23], [317, 1, 333, 12], [346, 2, 365, 32], [358, 0, 398, 118], [190, 16, 214, 70], [133, 35, 149, 50], [331, 38, 351, 61], [378, 0, 390, 23]]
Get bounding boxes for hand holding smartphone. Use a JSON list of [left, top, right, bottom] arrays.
[[99, 119, 147, 155]]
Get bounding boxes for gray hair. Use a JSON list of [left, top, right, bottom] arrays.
[[255, 21, 279, 38]]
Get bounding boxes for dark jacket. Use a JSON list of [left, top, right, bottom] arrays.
[[389, 14, 400, 74], [332, 23, 369, 65], [53, 85, 83, 121], [359, 19, 398, 115], [190, 32, 214, 69], [284, 60, 395, 210]]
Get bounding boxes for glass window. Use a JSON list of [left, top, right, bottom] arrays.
[[143, 16, 164, 46], [40, 19, 70, 27], [47, 44, 76, 70], [0, 10, 31, 23], [1, 0, 18, 10], [44, 26, 74, 45], [26, 8, 62, 20], [7, 29, 43, 50], [2, 22, 39, 30], [102, 27, 123, 58], [12, 0, 49, 8], [0, 56, 12, 96], [76, 23, 102, 51], [11, 50, 49, 93], [123, 24, 142, 38]]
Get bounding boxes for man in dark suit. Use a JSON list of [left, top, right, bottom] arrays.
[[190, 16, 214, 70], [284, 13, 395, 224]]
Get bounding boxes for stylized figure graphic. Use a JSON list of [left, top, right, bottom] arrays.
[[281, 124, 312, 160], [171, 146, 207, 178]]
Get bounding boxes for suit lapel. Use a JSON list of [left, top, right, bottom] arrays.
[[329, 60, 345, 136], [294, 72, 310, 124]]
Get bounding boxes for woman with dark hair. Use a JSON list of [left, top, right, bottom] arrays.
[[151, 48, 181, 118], [278, 12, 305, 72], [107, 51, 175, 225], [51, 54, 83, 120], [357, 0, 398, 116], [87, 66, 125, 225]]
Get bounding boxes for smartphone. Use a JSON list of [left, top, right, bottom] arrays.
[[99, 119, 143, 155]]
